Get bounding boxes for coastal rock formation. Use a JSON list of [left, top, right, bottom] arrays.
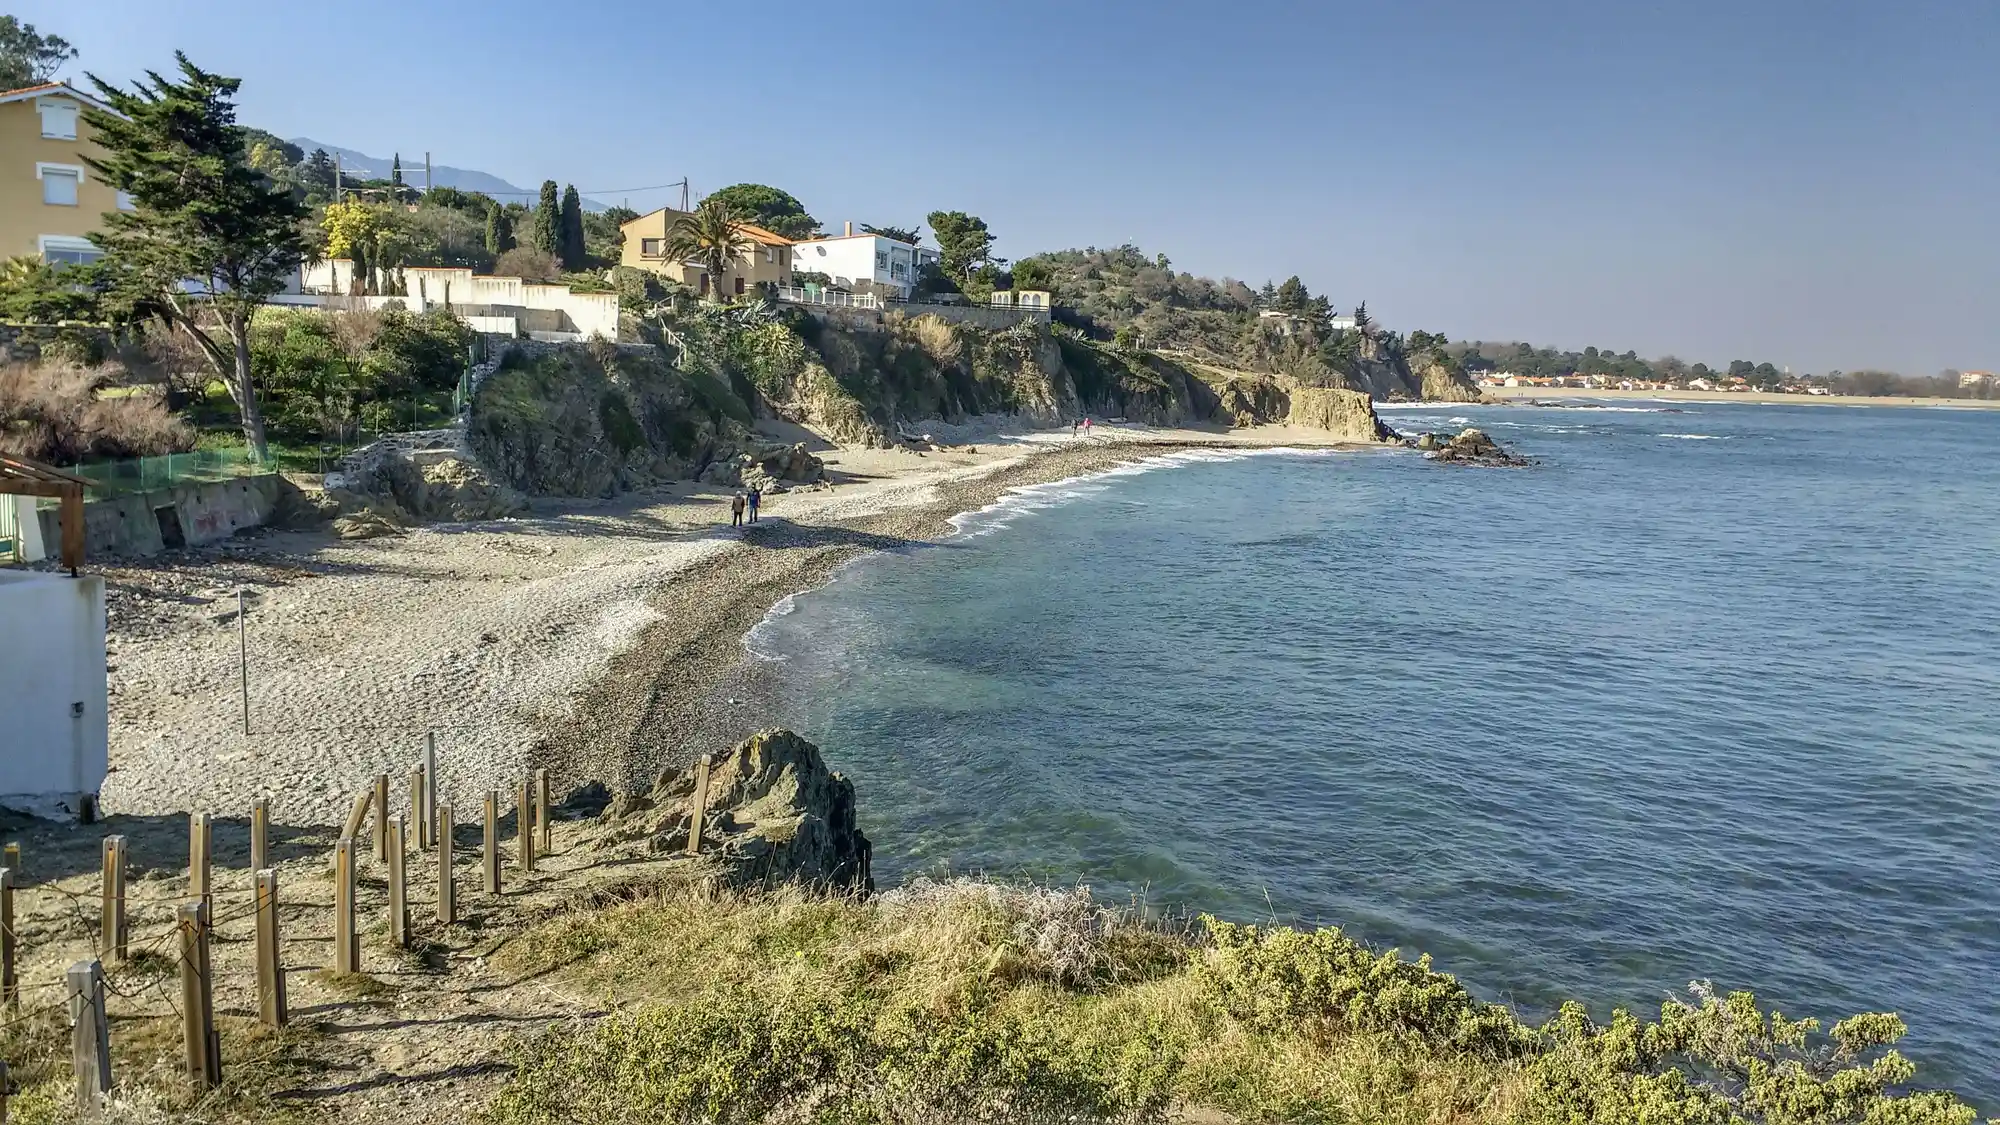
[[700, 441, 828, 491], [1284, 385, 1398, 443], [586, 729, 871, 891], [1414, 356, 1483, 403], [1421, 427, 1530, 466]]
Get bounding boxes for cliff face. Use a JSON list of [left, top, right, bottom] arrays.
[[1284, 385, 1396, 441]]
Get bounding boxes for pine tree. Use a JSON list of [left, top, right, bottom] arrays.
[[392, 153, 403, 186], [559, 184, 585, 269], [533, 180, 561, 256], [485, 203, 514, 256]]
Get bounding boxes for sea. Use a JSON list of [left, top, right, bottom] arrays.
[[748, 400, 2000, 1107]]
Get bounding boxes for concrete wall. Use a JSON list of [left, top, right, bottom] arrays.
[[804, 302, 1053, 333], [294, 262, 620, 340], [36, 472, 284, 559], [0, 323, 117, 365], [0, 87, 124, 262], [0, 570, 107, 818]]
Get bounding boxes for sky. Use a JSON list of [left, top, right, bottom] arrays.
[[17, 0, 1997, 375]]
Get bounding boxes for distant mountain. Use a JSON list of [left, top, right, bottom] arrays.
[[286, 138, 607, 211]]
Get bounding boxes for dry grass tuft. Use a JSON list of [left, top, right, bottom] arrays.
[[0, 360, 192, 463]]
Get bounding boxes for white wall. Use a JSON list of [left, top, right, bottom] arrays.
[[791, 236, 938, 297], [292, 261, 619, 339], [0, 571, 107, 818]]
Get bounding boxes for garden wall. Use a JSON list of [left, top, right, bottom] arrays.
[[34, 471, 286, 558]]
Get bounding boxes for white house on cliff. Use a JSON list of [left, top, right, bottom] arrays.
[[790, 223, 941, 299]]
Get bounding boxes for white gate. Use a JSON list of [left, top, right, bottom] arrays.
[[0, 497, 18, 565]]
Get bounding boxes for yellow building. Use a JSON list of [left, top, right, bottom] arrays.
[[0, 82, 127, 265], [618, 206, 794, 297]]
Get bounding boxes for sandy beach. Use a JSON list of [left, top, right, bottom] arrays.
[[1480, 385, 2000, 409], [98, 420, 1375, 825]]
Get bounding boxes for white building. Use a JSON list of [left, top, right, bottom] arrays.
[[289, 262, 620, 341], [790, 222, 941, 299], [0, 570, 107, 819]]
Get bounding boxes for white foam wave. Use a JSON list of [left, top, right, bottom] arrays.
[[1658, 432, 1725, 440]]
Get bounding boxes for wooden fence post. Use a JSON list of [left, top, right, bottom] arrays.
[[535, 768, 552, 853], [409, 768, 428, 851], [177, 901, 220, 1091], [436, 804, 455, 924], [67, 959, 110, 1117], [2, 845, 17, 875], [423, 731, 438, 850], [483, 791, 501, 895], [372, 774, 391, 863], [254, 869, 286, 1027], [686, 755, 712, 857], [99, 837, 125, 963], [250, 797, 270, 874], [0, 868, 15, 1005], [333, 838, 358, 974], [188, 813, 212, 913], [517, 780, 535, 873], [342, 792, 372, 850], [387, 819, 409, 948]]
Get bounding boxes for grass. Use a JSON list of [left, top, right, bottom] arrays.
[[483, 878, 1985, 1125]]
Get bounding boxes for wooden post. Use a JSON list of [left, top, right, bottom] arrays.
[[685, 755, 712, 857], [2, 844, 17, 874], [0, 868, 15, 1005], [1, 1058, 10, 1124], [188, 813, 212, 913], [238, 589, 250, 735], [177, 901, 220, 1090], [67, 959, 110, 1116], [387, 819, 409, 948], [372, 773, 390, 862], [517, 780, 535, 872], [250, 797, 270, 873], [482, 791, 501, 894], [333, 838, 358, 974], [99, 837, 125, 962], [535, 768, 552, 853], [422, 731, 438, 850], [254, 870, 285, 1027], [409, 768, 428, 851], [342, 791, 372, 848], [436, 804, 455, 924]]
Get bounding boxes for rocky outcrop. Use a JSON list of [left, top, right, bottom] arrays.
[[698, 441, 828, 492], [311, 429, 528, 535], [1210, 375, 1291, 428], [1417, 427, 1530, 466], [586, 730, 871, 891], [1284, 385, 1397, 443], [1414, 357, 1483, 403]]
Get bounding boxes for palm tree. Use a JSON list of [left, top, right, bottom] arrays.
[[665, 197, 755, 302]]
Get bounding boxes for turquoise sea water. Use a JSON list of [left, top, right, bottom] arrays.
[[751, 401, 2000, 1106]]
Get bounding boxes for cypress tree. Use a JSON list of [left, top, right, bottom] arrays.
[[559, 184, 585, 269], [533, 180, 561, 257], [485, 203, 514, 256], [391, 153, 403, 186]]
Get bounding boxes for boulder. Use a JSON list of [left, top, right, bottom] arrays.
[[1423, 427, 1530, 467], [585, 729, 871, 891], [1285, 386, 1397, 443]]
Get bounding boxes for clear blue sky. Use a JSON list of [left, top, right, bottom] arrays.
[[17, 0, 1996, 375]]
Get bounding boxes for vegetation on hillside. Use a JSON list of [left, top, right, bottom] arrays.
[[487, 878, 1984, 1125]]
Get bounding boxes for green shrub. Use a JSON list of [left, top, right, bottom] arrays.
[[597, 389, 644, 452]]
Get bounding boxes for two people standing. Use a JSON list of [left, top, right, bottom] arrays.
[[730, 484, 763, 528]]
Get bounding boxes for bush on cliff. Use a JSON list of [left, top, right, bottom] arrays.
[[486, 879, 1979, 1125]]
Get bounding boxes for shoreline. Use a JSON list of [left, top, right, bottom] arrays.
[[98, 424, 1380, 822], [1478, 385, 2000, 409]]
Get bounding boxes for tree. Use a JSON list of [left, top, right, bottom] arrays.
[[494, 246, 560, 282], [391, 153, 403, 188], [299, 148, 336, 197], [860, 223, 921, 245], [1274, 276, 1308, 312], [704, 184, 818, 240], [82, 54, 308, 460], [559, 184, 586, 270], [0, 16, 76, 88], [1257, 281, 1278, 308], [926, 211, 994, 283], [664, 197, 753, 302], [1009, 258, 1053, 293], [485, 203, 514, 256], [1352, 302, 1372, 335], [533, 180, 561, 256]]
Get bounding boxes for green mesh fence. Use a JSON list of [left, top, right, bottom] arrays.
[[59, 447, 268, 499]]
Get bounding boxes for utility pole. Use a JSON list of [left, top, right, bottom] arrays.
[[425, 151, 432, 195], [678, 178, 689, 211], [334, 154, 342, 202]]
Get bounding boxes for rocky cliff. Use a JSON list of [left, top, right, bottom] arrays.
[[585, 729, 871, 891]]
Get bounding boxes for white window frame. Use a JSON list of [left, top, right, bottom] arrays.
[[36, 162, 84, 206], [37, 235, 101, 265], [36, 99, 79, 140], [116, 190, 134, 212]]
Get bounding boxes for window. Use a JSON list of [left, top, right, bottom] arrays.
[[37, 101, 78, 140], [698, 272, 710, 296], [38, 236, 101, 265], [37, 164, 81, 206], [116, 190, 134, 212], [640, 238, 664, 257], [875, 251, 889, 269], [734, 276, 746, 295]]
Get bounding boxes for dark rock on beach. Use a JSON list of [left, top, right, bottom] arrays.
[[1417, 427, 1531, 467]]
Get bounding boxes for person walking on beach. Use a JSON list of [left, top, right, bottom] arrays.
[[747, 484, 762, 523], [1071, 418, 1080, 439], [730, 491, 746, 527], [1083, 416, 1093, 438]]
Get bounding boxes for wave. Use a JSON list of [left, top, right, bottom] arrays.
[[1658, 433, 1726, 440]]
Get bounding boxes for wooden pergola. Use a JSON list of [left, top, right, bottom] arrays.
[[0, 453, 90, 575]]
